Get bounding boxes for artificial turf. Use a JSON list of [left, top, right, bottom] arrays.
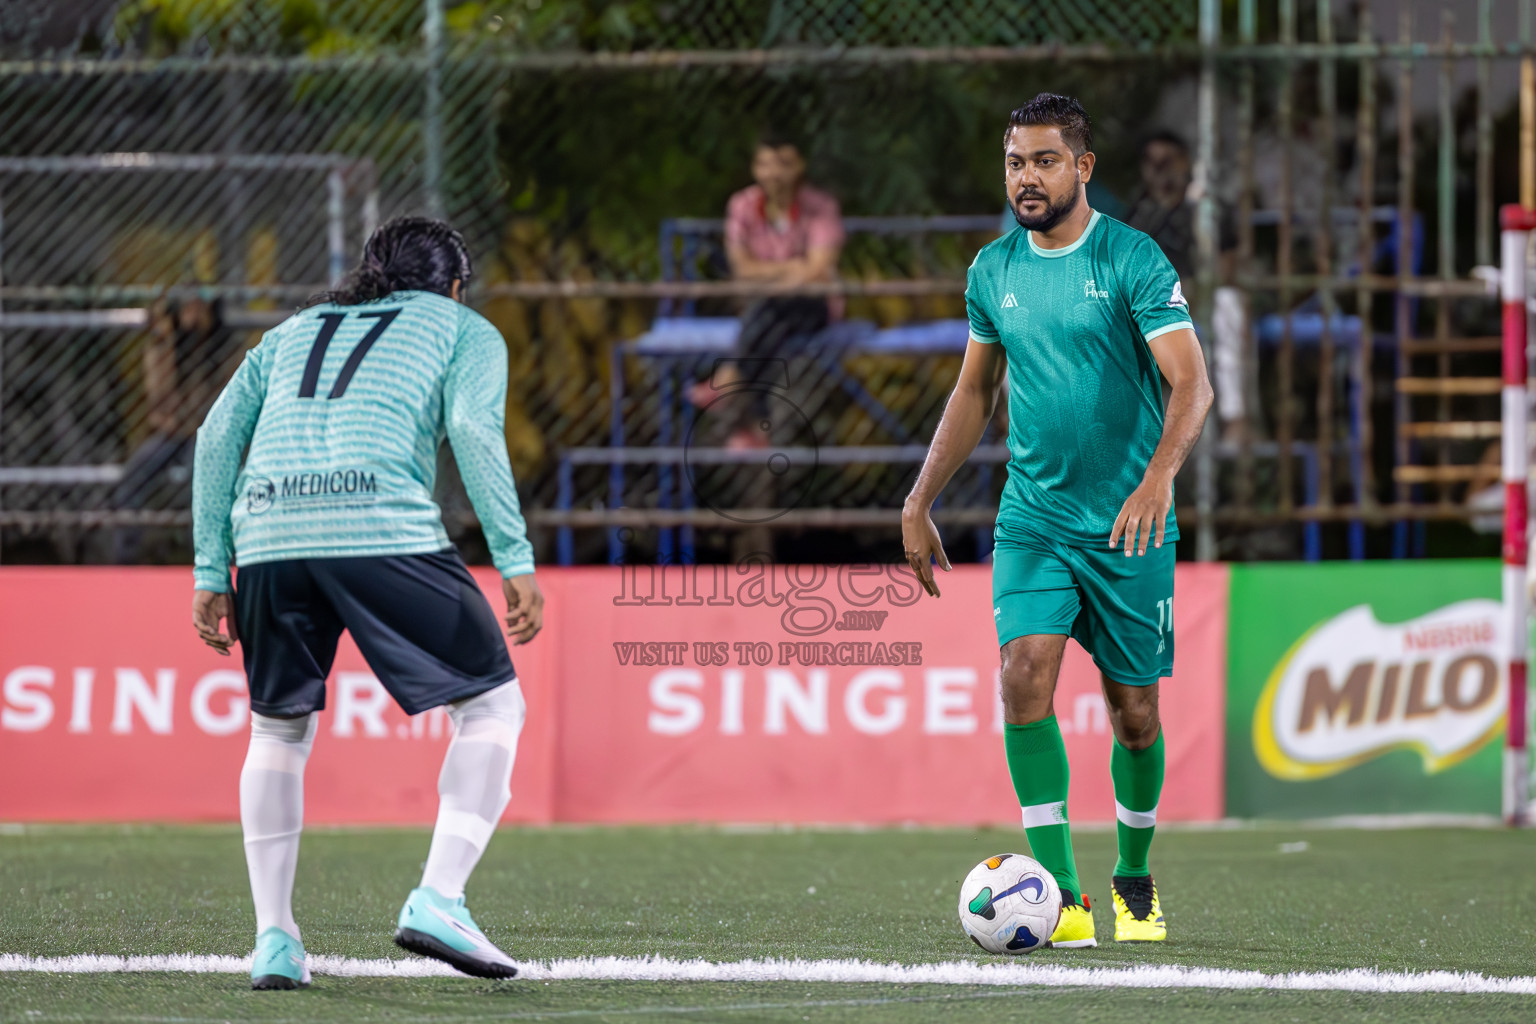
[[2, 823, 1534, 1022]]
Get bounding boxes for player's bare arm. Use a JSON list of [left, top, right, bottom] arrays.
[[1108, 326, 1213, 556], [902, 337, 1007, 597]]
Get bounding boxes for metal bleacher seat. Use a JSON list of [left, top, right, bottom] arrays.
[[591, 215, 998, 564], [1247, 206, 1424, 560], [1252, 205, 1422, 352], [621, 215, 997, 446]]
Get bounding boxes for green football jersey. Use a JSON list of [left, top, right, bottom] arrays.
[[965, 210, 1194, 547]]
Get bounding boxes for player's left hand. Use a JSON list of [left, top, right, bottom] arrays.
[[503, 573, 544, 645], [192, 589, 239, 655], [901, 502, 952, 598], [1109, 475, 1173, 557]]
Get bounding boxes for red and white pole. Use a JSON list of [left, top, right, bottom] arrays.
[[1502, 204, 1536, 826]]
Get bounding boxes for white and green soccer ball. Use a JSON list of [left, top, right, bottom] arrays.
[[957, 853, 1061, 954]]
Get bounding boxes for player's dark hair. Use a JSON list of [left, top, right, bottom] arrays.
[[308, 216, 472, 307], [1005, 93, 1093, 159]]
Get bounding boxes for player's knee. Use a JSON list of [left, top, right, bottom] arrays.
[[447, 678, 525, 747], [250, 711, 316, 748], [1110, 696, 1160, 749], [245, 712, 317, 774], [998, 657, 1055, 724], [441, 679, 522, 812]]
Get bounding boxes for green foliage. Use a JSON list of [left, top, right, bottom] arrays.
[[445, 0, 685, 52], [111, 0, 422, 56], [491, 61, 1179, 278], [108, 0, 1196, 58], [109, 0, 740, 56]]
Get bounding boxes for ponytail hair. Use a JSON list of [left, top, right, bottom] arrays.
[[307, 216, 473, 307]]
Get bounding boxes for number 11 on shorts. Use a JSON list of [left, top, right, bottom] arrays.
[[1154, 596, 1172, 655]]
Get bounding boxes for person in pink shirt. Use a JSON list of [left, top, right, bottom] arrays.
[[724, 132, 845, 300], [694, 130, 846, 448]]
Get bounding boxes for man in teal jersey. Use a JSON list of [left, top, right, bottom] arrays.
[[902, 95, 1213, 948], [191, 218, 542, 986]]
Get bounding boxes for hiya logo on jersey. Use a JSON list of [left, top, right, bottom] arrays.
[[1082, 279, 1109, 300], [1252, 600, 1504, 780]]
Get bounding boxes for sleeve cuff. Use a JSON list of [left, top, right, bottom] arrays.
[[1143, 320, 1195, 343], [193, 570, 231, 593], [970, 331, 1000, 344], [500, 563, 536, 578]]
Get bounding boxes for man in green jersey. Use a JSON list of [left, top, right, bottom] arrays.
[[902, 94, 1213, 947]]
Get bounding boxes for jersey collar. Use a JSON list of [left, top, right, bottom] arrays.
[[1027, 209, 1100, 259]]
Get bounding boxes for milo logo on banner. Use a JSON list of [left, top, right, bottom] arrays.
[[1226, 563, 1505, 818], [1253, 601, 1505, 780]]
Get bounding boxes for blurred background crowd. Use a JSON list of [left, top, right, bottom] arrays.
[[0, 0, 1527, 568]]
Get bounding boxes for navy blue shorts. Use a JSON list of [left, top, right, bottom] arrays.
[[234, 550, 515, 717]]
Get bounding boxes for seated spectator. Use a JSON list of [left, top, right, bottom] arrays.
[[692, 129, 845, 448], [1124, 130, 1247, 443], [1125, 130, 1197, 281]]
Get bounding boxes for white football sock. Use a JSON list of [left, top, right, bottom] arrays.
[[420, 679, 525, 901], [240, 712, 316, 941]]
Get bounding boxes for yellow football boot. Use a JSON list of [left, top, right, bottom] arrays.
[[1111, 875, 1166, 942], [1048, 893, 1097, 948]]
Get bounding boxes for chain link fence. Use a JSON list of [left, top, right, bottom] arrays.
[[0, 0, 1202, 567], [1, 1, 1525, 566]]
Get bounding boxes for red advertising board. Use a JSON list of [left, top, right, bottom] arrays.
[[0, 563, 1227, 825], [0, 568, 557, 824], [553, 563, 1228, 825]]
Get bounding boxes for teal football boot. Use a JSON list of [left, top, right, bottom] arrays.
[[250, 927, 311, 990], [394, 886, 518, 979]]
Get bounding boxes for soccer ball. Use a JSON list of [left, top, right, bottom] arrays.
[[957, 853, 1061, 954]]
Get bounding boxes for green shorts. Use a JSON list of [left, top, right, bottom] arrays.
[[991, 524, 1175, 685]]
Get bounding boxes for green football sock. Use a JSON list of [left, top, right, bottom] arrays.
[[1110, 730, 1165, 878], [1003, 716, 1082, 904]]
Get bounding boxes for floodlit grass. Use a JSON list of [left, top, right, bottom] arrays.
[[3, 824, 1535, 1022]]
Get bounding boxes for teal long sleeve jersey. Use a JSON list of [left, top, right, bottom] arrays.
[[192, 291, 534, 593]]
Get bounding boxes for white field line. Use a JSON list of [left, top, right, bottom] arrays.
[[2, 954, 1536, 995]]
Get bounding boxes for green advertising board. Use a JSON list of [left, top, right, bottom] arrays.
[[1226, 561, 1504, 818]]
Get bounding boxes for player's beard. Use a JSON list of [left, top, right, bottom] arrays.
[[1010, 175, 1082, 232]]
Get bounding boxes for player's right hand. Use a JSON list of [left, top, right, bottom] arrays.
[[901, 502, 951, 598], [503, 573, 544, 645], [192, 589, 239, 656]]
